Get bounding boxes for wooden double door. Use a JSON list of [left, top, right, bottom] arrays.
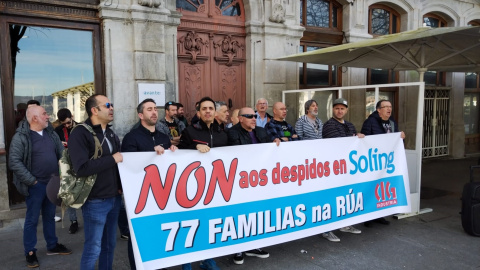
[[176, 0, 246, 119]]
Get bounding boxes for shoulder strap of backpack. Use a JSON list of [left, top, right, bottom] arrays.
[[72, 123, 103, 159]]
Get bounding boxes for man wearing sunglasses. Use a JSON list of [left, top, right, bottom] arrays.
[[68, 94, 123, 270], [226, 106, 273, 265], [265, 102, 299, 143]]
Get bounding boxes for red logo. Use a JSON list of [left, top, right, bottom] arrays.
[[374, 181, 397, 208]]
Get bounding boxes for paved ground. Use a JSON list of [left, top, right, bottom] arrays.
[[1, 157, 479, 269]]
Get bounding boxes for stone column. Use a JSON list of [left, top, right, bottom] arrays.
[[99, 0, 180, 137], [52, 96, 58, 121], [74, 91, 81, 122], [67, 92, 73, 113]]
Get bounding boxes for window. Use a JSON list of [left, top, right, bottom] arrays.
[[369, 5, 400, 35], [300, 0, 340, 29], [465, 73, 480, 135], [423, 13, 447, 86], [299, 0, 342, 89], [176, 0, 242, 17], [366, 69, 398, 118]]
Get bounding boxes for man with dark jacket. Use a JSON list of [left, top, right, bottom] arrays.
[[361, 99, 405, 227], [9, 105, 72, 268], [321, 98, 364, 242], [121, 98, 176, 270], [227, 106, 273, 265], [68, 94, 123, 270], [156, 101, 186, 146], [178, 96, 225, 270], [265, 102, 299, 143]]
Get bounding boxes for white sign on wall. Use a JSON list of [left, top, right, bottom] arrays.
[[138, 83, 165, 106]]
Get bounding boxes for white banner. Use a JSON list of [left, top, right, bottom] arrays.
[[118, 133, 410, 270]]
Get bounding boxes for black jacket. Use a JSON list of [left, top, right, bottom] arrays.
[[54, 120, 78, 142], [227, 123, 269, 145], [178, 119, 227, 149], [68, 118, 122, 199], [122, 124, 171, 152], [361, 111, 399, 135]]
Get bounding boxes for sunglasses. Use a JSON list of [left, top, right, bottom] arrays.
[[241, 114, 257, 119], [96, 102, 114, 109]]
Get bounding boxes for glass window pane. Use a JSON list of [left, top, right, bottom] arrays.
[[370, 69, 390, 84], [424, 71, 438, 85], [307, 63, 329, 85], [464, 93, 480, 134], [365, 91, 395, 118], [332, 6, 338, 28], [218, 0, 240, 16], [392, 14, 398, 33], [177, 0, 199, 11], [306, 0, 330, 27], [11, 25, 95, 124], [465, 72, 478, 88], [424, 17, 440, 28], [300, 0, 304, 24], [371, 8, 390, 35], [331, 65, 337, 85]]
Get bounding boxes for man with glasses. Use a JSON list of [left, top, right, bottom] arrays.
[[321, 98, 364, 242], [157, 101, 186, 146], [265, 102, 299, 143], [227, 106, 275, 264], [255, 98, 272, 127], [361, 99, 405, 227], [54, 108, 80, 234], [68, 94, 123, 269]]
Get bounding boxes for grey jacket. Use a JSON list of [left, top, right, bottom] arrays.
[[156, 118, 186, 140], [9, 120, 63, 196]]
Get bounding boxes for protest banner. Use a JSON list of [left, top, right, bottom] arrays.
[[118, 133, 410, 269]]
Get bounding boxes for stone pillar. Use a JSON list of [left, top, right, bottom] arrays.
[[74, 91, 81, 122], [99, 0, 180, 137], [448, 72, 466, 158], [52, 96, 58, 120], [67, 92, 73, 113]]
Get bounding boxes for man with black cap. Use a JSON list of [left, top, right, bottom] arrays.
[[321, 98, 364, 242]]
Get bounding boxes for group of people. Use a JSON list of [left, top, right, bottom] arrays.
[[9, 93, 404, 270]]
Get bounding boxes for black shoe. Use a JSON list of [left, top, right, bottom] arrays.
[[120, 234, 129, 240], [26, 251, 39, 268], [233, 252, 244, 265], [244, 248, 270, 258], [69, 220, 78, 234], [375, 217, 390, 225], [47, 243, 72, 255], [364, 221, 373, 227]]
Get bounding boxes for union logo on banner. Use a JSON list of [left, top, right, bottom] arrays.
[[375, 181, 397, 208]]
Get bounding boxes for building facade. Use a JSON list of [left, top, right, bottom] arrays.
[[0, 0, 479, 215]]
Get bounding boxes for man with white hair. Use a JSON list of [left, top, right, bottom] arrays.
[[255, 98, 272, 127], [9, 105, 72, 268]]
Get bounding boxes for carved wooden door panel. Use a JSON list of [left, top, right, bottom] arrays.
[[177, 0, 245, 120]]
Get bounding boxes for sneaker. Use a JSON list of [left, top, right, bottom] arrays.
[[199, 258, 220, 270], [54, 216, 61, 222], [182, 264, 192, 270], [233, 252, 244, 265], [245, 248, 270, 258], [69, 221, 78, 234], [46, 243, 72, 255], [339, 225, 362, 234], [322, 231, 340, 242], [120, 234, 129, 240], [26, 251, 39, 268]]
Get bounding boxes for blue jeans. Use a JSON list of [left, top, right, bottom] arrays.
[[80, 195, 121, 270], [67, 207, 77, 222], [24, 182, 58, 255]]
